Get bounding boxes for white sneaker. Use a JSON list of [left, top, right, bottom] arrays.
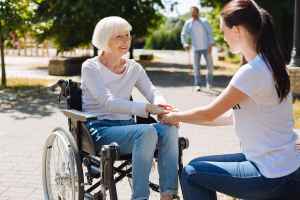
[[206, 84, 212, 90], [195, 86, 201, 92]]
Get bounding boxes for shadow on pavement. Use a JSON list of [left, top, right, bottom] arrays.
[[0, 86, 64, 119], [141, 61, 191, 69], [146, 65, 232, 88]]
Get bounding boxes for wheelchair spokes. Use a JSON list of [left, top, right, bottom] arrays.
[[43, 128, 84, 200]]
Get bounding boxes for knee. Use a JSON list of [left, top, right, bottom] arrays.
[[161, 124, 178, 137], [180, 164, 196, 184], [135, 124, 158, 144], [183, 164, 197, 177]]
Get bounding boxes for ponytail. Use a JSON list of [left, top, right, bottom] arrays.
[[257, 9, 290, 102]]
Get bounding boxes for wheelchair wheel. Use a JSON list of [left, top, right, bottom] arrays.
[[42, 127, 84, 200]]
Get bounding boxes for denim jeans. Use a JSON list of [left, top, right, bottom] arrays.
[[192, 49, 213, 86], [180, 153, 300, 200], [85, 119, 179, 200]]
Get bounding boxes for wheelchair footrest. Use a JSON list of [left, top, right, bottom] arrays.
[[84, 192, 104, 200], [83, 157, 101, 179]]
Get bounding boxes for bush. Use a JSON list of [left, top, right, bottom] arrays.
[[144, 18, 184, 50]]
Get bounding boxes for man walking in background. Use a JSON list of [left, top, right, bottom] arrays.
[[181, 6, 214, 91]]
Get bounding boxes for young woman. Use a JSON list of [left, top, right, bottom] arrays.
[[82, 16, 178, 200], [161, 0, 300, 199]]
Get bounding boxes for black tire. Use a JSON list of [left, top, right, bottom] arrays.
[[42, 127, 84, 200]]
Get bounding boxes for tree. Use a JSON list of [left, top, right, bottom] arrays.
[[0, 0, 33, 87], [200, 0, 294, 62], [33, 0, 164, 56], [145, 17, 185, 50]]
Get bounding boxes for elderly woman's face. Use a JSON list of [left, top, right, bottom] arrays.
[[107, 30, 131, 55]]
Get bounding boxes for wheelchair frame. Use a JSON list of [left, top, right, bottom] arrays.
[[42, 79, 189, 200]]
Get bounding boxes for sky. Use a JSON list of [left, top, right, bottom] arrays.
[[161, 0, 200, 17]]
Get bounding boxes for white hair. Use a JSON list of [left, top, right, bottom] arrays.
[[92, 16, 132, 50]]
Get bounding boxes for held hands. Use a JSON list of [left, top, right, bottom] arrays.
[[157, 104, 180, 127], [160, 112, 180, 125], [145, 104, 180, 127]]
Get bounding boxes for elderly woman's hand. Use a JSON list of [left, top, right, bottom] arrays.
[[156, 104, 180, 127], [145, 104, 169, 115]]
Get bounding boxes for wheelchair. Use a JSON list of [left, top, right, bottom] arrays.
[[42, 79, 189, 200]]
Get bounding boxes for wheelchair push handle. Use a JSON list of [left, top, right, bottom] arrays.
[[48, 79, 69, 103], [48, 79, 68, 92]]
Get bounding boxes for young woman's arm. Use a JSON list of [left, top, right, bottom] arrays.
[[161, 85, 248, 126], [200, 109, 233, 126]]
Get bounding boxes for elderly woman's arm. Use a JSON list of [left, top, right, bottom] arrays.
[[82, 62, 166, 117], [135, 64, 167, 106]]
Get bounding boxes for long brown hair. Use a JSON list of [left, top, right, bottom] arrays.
[[221, 0, 290, 102]]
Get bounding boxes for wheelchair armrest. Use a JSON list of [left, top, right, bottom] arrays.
[[62, 109, 97, 122]]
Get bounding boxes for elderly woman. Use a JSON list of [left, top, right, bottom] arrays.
[[81, 16, 178, 200]]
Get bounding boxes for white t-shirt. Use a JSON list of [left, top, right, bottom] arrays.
[[81, 57, 166, 120], [229, 54, 300, 178]]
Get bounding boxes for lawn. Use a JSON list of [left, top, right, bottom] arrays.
[[0, 77, 52, 89], [293, 100, 300, 128]]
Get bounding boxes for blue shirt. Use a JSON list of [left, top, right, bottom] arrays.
[[181, 18, 214, 50]]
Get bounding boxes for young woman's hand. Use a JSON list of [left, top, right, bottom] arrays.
[[160, 112, 180, 125]]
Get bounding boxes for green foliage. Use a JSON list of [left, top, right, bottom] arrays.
[[203, 7, 225, 49], [145, 17, 184, 50], [201, 0, 294, 61], [33, 0, 164, 52], [0, 0, 33, 87], [0, 0, 33, 38]]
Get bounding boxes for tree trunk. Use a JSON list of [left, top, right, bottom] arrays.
[[93, 45, 98, 57], [129, 35, 134, 59], [0, 34, 6, 87], [129, 45, 134, 59]]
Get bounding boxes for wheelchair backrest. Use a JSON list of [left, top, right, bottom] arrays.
[[52, 79, 82, 111], [66, 80, 82, 111], [53, 79, 96, 155]]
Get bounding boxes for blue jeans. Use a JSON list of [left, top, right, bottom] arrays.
[[86, 119, 179, 200], [192, 49, 213, 86], [180, 153, 300, 200]]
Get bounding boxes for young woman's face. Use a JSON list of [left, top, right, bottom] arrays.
[[220, 17, 240, 54], [107, 30, 131, 56]]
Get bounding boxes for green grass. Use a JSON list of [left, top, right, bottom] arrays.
[[0, 78, 52, 90], [225, 54, 242, 64], [293, 100, 300, 128]]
